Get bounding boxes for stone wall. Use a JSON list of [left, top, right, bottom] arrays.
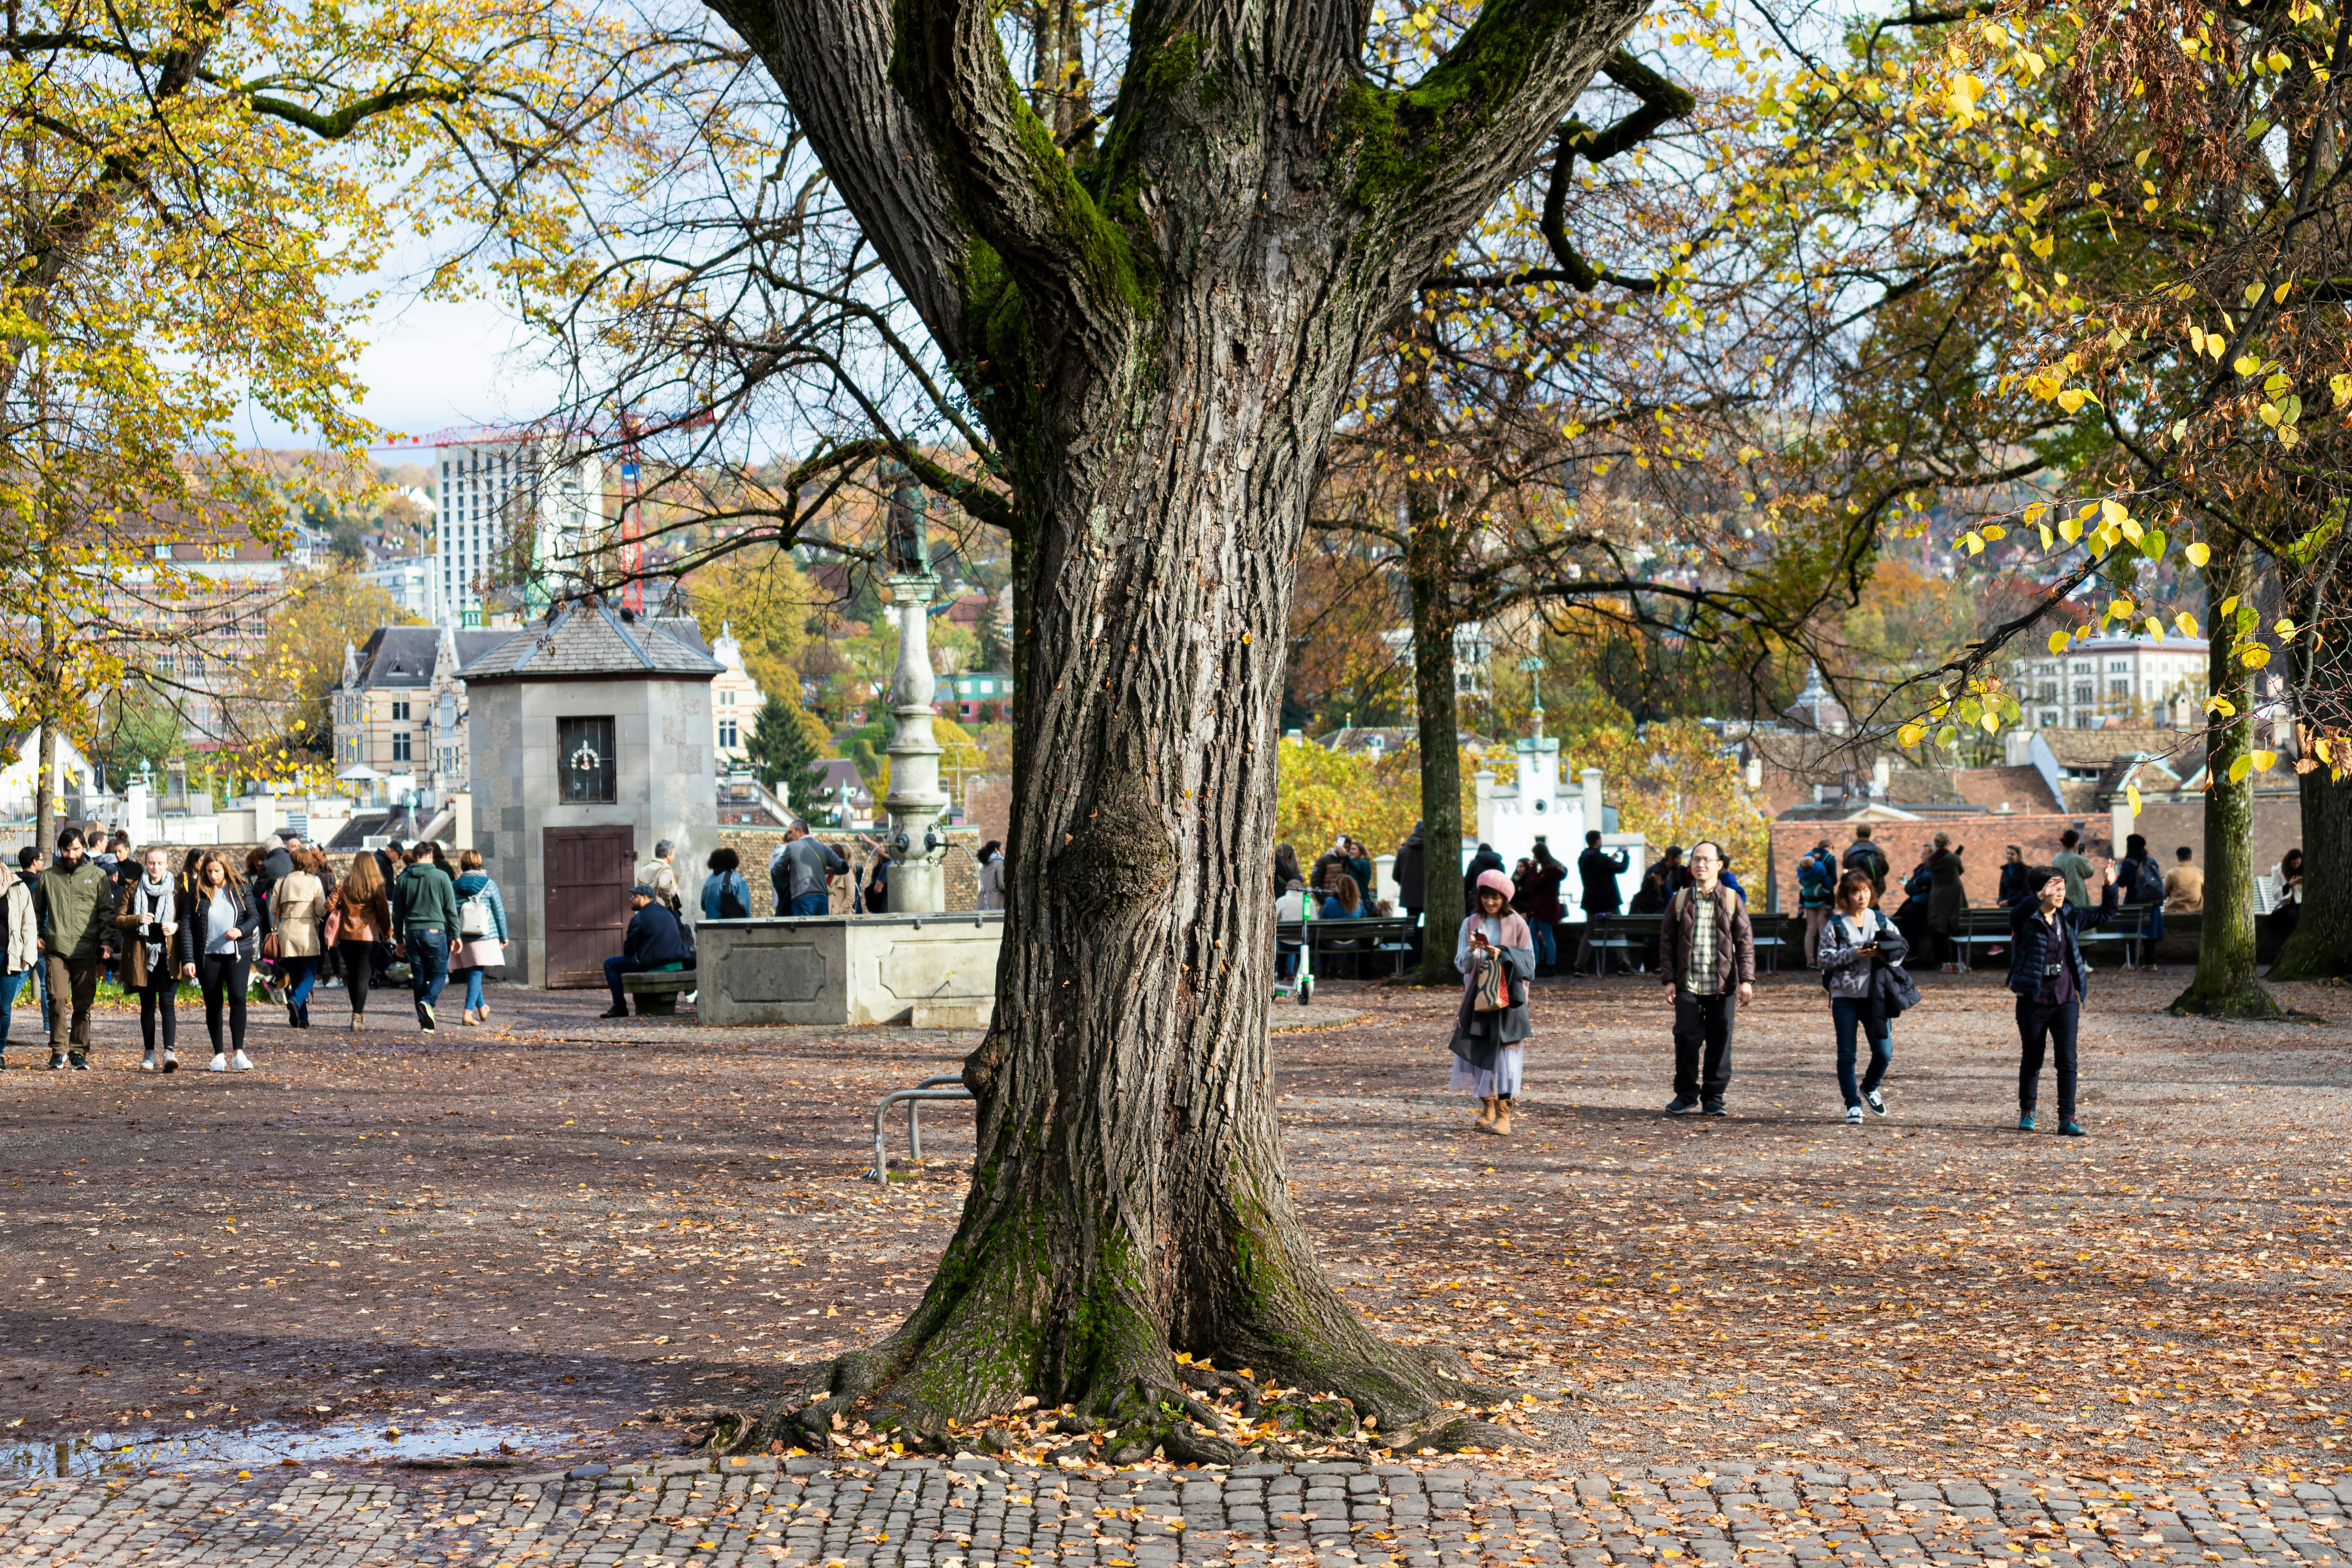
[[708, 828, 984, 915]]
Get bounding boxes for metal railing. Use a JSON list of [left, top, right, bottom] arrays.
[[866, 1073, 973, 1183]]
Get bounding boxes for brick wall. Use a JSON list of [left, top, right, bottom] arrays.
[[710, 828, 985, 915]]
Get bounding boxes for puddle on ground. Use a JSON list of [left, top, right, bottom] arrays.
[[0, 1417, 603, 1480]]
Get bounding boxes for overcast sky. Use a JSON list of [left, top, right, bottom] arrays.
[[239, 269, 564, 458]]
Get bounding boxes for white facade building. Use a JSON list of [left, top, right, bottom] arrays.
[[1472, 729, 1646, 916], [2008, 633, 2209, 730], [435, 440, 606, 628], [709, 623, 766, 762]]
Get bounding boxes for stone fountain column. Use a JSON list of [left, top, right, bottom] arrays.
[[882, 579, 949, 914]]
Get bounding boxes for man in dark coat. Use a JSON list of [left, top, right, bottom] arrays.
[[1573, 829, 1631, 973], [34, 829, 113, 1069], [1392, 822, 1426, 919], [2007, 858, 2123, 1135], [1461, 842, 1505, 915], [602, 886, 691, 1018]]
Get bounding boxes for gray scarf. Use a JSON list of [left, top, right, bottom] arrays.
[[133, 874, 175, 967]]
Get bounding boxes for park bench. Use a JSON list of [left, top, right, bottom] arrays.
[[1949, 902, 2151, 971], [1748, 911, 1801, 974], [1580, 913, 1653, 975], [620, 966, 695, 1015], [867, 1073, 972, 1183], [1272, 915, 1421, 981]]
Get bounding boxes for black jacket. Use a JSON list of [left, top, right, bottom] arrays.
[[1461, 846, 1504, 911], [176, 881, 269, 966], [1578, 846, 1629, 914], [2006, 884, 2122, 999], [622, 902, 689, 965], [1392, 827, 1426, 908]]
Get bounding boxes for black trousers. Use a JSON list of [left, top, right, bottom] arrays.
[[132, 982, 177, 1054], [198, 954, 250, 1054], [1672, 991, 1737, 1100], [337, 941, 376, 1014], [2016, 995, 2080, 1120]]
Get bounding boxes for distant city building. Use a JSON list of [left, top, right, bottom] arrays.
[[941, 670, 1013, 720], [360, 553, 437, 621], [1780, 665, 1850, 736], [132, 516, 330, 748], [2007, 633, 2209, 730], [330, 624, 509, 804], [433, 439, 605, 628]]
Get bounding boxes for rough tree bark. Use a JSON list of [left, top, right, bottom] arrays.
[[2171, 533, 2281, 1018], [1398, 334, 1467, 986], [2268, 564, 2352, 982], [699, 0, 1648, 1454]]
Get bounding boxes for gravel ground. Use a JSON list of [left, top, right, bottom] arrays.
[[1, 965, 2347, 1494]]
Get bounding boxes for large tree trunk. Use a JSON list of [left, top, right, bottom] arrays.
[[2268, 564, 2352, 982], [2171, 533, 2280, 1017], [1400, 338, 1466, 985], [701, 0, 1649, 1456]]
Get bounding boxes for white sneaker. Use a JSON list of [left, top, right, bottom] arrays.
[[1845, 1105, 1864, 1125], [207, 1053, 228, 1072], [231, 1049, 254, 1071], [141, 1051, 157, 1072], [161, 1048, 178, 1073]]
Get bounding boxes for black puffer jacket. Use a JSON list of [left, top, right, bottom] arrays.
[[175, 881, 269, 965], [2005, 884, 2121, 998]]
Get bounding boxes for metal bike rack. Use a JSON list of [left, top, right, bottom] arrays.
[[866, 1073, 973, 1183]]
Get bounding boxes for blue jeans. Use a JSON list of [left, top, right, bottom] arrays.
[[283, 955, 319, 1008], [1530, 920, 1557, 971], [787, 891, 829, 916], [460, 966, 486, 1010], [0, 966, 26, 1047], [407, 929, 450, 1008], [1832, 997, 1893, 1108]]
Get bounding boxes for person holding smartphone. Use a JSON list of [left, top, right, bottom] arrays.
[[1817, 869, 1908, 1123]]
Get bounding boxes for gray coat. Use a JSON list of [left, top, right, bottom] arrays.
[[1817, 907, 1908, 999], [1450, 914, 1534, 1068]]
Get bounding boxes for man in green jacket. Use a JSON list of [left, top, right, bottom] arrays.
[[392, 845, 461, 1034], [35, 828, 113, 1068]]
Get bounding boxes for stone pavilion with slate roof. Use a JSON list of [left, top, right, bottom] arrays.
[[458, 599, 723, 988]]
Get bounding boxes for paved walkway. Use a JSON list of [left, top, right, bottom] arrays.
[[5, 1453, 2350, 1568]]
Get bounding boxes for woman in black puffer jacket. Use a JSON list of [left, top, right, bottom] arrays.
[[174, 850, 270, 1073]]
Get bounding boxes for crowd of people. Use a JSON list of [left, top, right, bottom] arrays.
[[1294, 820, 2303, 1143], [0, 825, 509, 1073]]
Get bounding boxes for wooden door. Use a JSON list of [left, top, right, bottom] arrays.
[[543, 826, 635, 987]]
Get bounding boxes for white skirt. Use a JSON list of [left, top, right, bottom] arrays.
[[1450, 1045, 1524, 1098]]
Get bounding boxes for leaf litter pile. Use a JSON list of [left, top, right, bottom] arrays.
[[0, 969, 2348, 1484]]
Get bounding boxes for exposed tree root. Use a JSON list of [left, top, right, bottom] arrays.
[[696, 1340, 1542, 1466]]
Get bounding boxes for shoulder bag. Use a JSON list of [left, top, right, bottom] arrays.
[[1472, 948, 1509, 1012]]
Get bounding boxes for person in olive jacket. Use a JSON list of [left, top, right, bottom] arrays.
[[34, 828, 115, 1069], [391, 844, 461, 1034]]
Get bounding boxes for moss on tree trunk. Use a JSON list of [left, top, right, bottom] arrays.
[[2170, 534, 2281, 1018]]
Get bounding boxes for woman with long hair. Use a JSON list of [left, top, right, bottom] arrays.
[[450, 848, 509, 1025], [176, 850, 268, 1071], [332, 851, 394, 1031], [1450, 868, 1535, 1135], [1272, 843, 1304, 899]]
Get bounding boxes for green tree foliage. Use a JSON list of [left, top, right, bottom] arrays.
[[746, 696, 827, 799]]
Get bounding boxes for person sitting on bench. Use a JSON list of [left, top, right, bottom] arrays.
[[601, 884, 690, 1018]]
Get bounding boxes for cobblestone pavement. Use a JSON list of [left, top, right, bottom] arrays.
[[7, 1452, 2352, 1568]]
